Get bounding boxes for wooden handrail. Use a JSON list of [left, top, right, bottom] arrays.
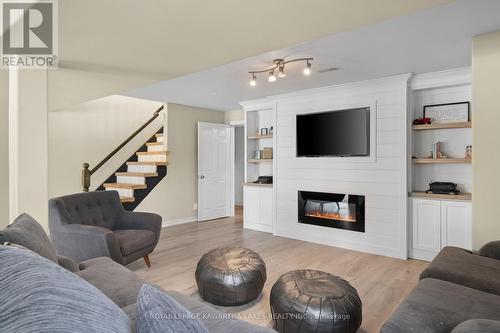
[[82, 105, 164, 192]]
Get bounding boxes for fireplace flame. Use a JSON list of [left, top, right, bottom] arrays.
[[305, 211, 356, 223]]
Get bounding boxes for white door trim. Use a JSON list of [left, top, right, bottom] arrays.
[[229, 123, 245, 217]]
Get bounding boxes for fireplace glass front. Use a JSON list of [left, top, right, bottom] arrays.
[[298, 191, 365, 232]]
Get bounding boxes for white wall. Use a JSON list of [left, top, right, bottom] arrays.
[[136, 103, 225, 225], [234, 126, 244, 205], [48, 95, 163, 198], [272, 75, 410, 258], [472, 30, 500, 249], [0, 71, 8, 229]]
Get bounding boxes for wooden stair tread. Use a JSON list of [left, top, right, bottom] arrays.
[[155, 133, 164, 137], [126, 161, 169, 166], [146, 142, 163, 146], [120, 196, 135, 203], [136, 150, 169, 156], [104, 183, 147, 189], [116, 172, 158, 177]]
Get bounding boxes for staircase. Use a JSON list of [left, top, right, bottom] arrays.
[[97, 129, 169, 211]]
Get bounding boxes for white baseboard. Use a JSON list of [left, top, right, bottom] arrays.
[[162, 216, 198, 228]]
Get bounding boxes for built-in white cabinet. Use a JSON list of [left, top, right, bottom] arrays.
[[410, 198, 471, 261], [240, 100, 276, 234], [243, 186, 273, 233]]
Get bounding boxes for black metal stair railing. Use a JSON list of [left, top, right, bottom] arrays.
[[81, 105, 164, 192]]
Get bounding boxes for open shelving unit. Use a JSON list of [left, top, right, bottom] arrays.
[[410, 76, 473, 201]]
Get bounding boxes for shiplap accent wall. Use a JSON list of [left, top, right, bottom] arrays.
[[271, 74, 411, 259]]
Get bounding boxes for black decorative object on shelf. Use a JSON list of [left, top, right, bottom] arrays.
[[427, 182, 459, 195]]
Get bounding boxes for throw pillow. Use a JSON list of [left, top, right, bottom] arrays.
[[136, 284, 209, 333], [0, 245, 131, 333], [0, 213, 58, 263]]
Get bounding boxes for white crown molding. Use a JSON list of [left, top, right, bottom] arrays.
[[410, 67, 472, 90]]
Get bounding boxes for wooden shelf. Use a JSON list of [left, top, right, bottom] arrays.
[[242, 182, 273, 188], [410, 191, 472, 201], [248, 134, 273, 139], [413, 122, 472, 130], [248, 159, 273, 163], [412, 158, 471, 164]]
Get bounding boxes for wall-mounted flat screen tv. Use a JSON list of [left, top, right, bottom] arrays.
[[296, 107, 370, 157]]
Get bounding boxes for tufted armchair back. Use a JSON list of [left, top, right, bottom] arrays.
[[50, 191, 123, 230]]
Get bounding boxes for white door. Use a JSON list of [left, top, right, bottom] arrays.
[[198, 122, 231, 222], [441, 201, 472, 250], [412, 199, 441, 252]]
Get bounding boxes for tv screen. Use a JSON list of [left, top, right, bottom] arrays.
[[296, 107, 370, 157]]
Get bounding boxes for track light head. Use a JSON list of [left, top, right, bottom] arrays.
[[303, 61, 311, 76], [250, 73, 257, 86], [278, 65, 286, 78], [268, 70, 276, 82]]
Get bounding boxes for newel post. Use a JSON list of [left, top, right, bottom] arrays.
[[82, 163, 91, 192]]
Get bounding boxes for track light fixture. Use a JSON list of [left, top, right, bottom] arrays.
[[248, 57, 313, 86]]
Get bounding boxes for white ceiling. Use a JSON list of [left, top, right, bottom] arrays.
[[123, 0, 500, 111]]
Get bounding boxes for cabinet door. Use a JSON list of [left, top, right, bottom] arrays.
[[441, 201, 472, 250], [412, 199, 441, 252], [244, 187, 260, 224], [259, 188, 273, 227]]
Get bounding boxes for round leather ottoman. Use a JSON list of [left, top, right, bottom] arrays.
[[270, 270, 362, 333], [195, 247, 267, 306]]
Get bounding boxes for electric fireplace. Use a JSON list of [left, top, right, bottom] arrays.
[[298, 191, 365, 232]]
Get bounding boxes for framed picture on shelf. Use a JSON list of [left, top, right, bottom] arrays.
[[423, 102, 469, 124]]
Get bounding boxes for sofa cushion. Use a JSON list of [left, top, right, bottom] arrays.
[[420, 246, 500, 296], [0, 245, 131, 333], [167, 290, 276, 333], [77, 256, 145, 308], [451, 319, 500, 333], [478, 241, 500, 260], [0, 213, 58, 263], [114, 229, 155, 256], [137, 284, 209, 333], [381, 278, 500, 333]]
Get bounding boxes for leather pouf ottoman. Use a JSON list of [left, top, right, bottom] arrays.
[[195, 247, 267, 306], [270, 270, 362, 333]]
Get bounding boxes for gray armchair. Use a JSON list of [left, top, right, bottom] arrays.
[[49, 191, 161, 267]]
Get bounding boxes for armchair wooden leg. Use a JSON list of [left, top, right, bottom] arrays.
[[143, 255, 151, 268]]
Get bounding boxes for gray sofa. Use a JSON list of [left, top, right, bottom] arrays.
[[382, 244, 500, 333], [0, 214, 275, 333], [49, 191, 161, 267]]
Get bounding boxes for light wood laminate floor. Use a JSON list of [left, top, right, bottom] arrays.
[[128, 211, 427, 332]]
